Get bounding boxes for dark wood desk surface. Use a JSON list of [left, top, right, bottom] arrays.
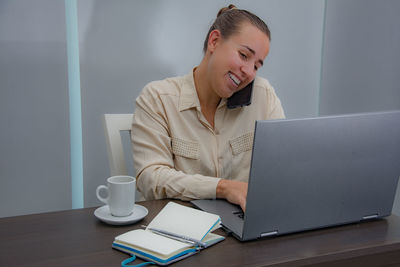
[[1, 200, 400, 267]]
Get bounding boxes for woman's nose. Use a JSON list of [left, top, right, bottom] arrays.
[[240, 63, 256, 79]]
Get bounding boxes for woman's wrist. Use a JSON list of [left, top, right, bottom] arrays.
[[216, 179, 227, 198]]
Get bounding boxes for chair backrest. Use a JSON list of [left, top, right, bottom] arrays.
[[103, 114, 144, 201]]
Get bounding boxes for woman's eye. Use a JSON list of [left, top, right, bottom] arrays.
[[239, 52, 247, 60], [254, 65, 258, 71]]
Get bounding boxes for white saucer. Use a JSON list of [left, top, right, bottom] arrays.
[[94, 204, 148, 225]]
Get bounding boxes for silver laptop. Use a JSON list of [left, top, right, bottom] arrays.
[[192, 111, 400, 241]]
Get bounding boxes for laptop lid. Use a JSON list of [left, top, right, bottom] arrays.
[[242, 110, 400, 240], [193, 111, 400, 241]]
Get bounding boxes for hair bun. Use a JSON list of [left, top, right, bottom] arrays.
[[217, 4, 237, 17]]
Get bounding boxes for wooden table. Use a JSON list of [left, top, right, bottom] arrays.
[[1, 199, 400, 266]]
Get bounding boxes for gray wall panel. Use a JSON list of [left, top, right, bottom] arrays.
[[78, 0, 325, 208], [320, 0, 400, 215], [320, 0, 400, 115], [3, 1, 396, 218], [0, 1, 71, 217]]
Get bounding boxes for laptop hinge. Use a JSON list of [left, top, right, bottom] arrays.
[[362, 214, 378, 220], [260, 231, 278, 237]]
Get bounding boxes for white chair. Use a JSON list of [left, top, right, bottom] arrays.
[[103, 114, 144, 201]]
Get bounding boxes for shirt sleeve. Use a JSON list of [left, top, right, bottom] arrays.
[[265, 81, 286, 119], [131, 86, 220, 201]]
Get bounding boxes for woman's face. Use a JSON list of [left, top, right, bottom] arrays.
[[207, 23, 270, 99]]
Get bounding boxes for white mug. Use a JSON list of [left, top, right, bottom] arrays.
[[96, 176, 136, 217]]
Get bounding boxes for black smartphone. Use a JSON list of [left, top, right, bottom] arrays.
[[227, 80, 254, 109]]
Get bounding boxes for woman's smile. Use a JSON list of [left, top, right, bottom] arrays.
[[228, 72, 241, 87]]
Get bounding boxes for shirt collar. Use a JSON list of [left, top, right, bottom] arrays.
[[179, 68, 201, 112]]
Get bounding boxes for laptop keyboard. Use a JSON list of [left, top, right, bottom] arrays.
[[233, 211, 244, 219]]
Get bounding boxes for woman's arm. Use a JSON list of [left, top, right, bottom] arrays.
[[131, 87, 221, 201]]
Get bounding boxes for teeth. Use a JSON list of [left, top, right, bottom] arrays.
[[229, 72, 240, 86]]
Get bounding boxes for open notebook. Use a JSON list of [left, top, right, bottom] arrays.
[[112, 202, 224, 265]]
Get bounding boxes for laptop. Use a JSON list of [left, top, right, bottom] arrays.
[[192, 111, 400, 241]]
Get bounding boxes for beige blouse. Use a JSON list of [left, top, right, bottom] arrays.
[[131, 70, 285, 201]]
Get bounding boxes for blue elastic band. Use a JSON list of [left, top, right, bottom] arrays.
[[121, 255, 155, 267]]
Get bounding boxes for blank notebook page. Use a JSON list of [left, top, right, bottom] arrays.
[[147, 202, 220, 240], [115, 229, 191, 257]]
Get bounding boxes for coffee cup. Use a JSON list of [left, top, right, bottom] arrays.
[[96, 175, 136, 217]]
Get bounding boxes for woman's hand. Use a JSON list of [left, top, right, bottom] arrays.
[[216, 179, 248, 211]]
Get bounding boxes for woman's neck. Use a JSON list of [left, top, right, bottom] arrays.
[[193, 59, 221, 128], [194, 59, 221, 111]]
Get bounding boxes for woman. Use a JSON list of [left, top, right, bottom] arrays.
[[131, 5, 285, 211]]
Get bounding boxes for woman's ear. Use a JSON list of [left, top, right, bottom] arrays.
[[207, 29, 222, 53]]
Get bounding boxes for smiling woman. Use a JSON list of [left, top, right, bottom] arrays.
[[131, 4, 285, 211]]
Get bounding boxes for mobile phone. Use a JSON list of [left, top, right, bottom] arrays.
[[227, 80, 254, 109]]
